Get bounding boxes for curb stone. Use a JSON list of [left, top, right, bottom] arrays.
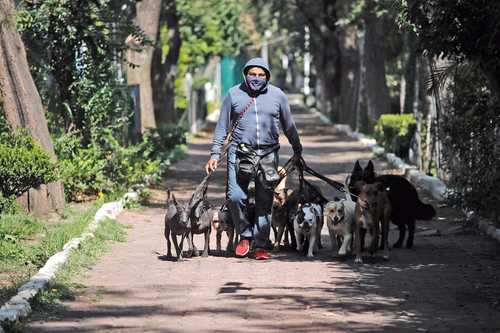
[[0, 191, 139, 330], [312, 109, 500, 245]]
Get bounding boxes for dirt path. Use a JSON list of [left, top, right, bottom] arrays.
[[26, 104, 500, 332]]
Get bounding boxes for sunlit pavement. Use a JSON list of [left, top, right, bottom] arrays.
[[26, 102, 500, 333]]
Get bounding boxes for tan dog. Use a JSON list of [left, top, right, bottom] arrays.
[[354, 182, 391, 264], [324, 199, 356, 256], [272, 188, 294, 248], [271, 166, 297, 249]]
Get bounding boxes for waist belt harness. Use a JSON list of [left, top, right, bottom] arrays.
[[235, 143, 280, 189]]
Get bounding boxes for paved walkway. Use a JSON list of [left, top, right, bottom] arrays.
[[26, 104, 500, 332]]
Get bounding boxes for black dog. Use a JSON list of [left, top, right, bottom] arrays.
[[213, 204, 236, 254], [349, 160, 436, 249], [189, 198, 213, 257], [164, 190, 191, 261]]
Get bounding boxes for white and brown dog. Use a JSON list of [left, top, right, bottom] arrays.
[[293, 203, 323, 258], [323, 199, 356, 256]]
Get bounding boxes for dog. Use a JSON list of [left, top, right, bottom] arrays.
[[212, 204, 236, 254], [272, 188, 296, 249], [354, 182, 391, 264], [189, 198, 213, 257], [164, 190, 192, 261], [350, 160, 436, 249], [293, 203, 323, 258], [323, 199, 356, 256]]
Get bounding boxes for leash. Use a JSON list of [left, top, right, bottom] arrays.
[[296, 156, 365, 202], [189, 99, 255, 209]]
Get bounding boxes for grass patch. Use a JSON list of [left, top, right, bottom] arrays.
[[30, 218, 127, 320], [0, 199, 106, 304]]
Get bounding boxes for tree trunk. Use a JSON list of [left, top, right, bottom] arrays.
[[338, 25, 359, 128], [152, 0, 182, 125], [125, 0, 161, 133], [403, 31, 417, 114], [363, 2, 391, 130], [0, 0, 64, 215], [354, 30, 369, 133]]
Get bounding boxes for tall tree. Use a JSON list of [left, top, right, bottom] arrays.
[[404, 0, 500, 99], [295, 0, 342, 121], [361, 0, 391, 128], [126, 0, 161, 132], [0, 0, 64, 214], [152, 0, 182, 124]]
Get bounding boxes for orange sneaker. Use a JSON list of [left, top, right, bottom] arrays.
[[254, 248, 271, 260], [235, 239, 250, 257]]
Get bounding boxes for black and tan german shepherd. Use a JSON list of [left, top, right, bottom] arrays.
[[349, 160, 436, 249]]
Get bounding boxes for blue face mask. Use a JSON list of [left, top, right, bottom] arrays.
[[246, 75, 267, 93]]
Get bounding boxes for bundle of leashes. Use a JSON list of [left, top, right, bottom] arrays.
[[188, 98, 358, 208]]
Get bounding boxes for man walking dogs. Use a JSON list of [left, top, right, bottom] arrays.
[[205, 58, 303, 260]]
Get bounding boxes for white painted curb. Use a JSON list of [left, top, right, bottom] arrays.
[[312, 109, 500, 245], [0, 192, 139, 329]]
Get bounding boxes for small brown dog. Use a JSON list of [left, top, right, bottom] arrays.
[[272, 188, 294, 249], [354, 182, 391, 264]]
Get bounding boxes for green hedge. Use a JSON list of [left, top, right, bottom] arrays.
[[374, 114, 416, 159], [0, 131, 57, 212]]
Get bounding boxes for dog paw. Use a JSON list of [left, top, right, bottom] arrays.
[[383, 254, 390, 261], [338, 250, 347, 256], [201, 252, 209, 258], [307, 253, 314, 258], [354, 257, 363, 264]]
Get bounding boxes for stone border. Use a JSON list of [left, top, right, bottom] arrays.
[[310, 107, 500, 244], [0, 192, 139, 331]]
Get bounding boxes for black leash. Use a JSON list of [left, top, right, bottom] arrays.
[[296, 156, 364, 202], [189, 99, 255, 209]]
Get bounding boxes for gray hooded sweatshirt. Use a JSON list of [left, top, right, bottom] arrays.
[[210, 57, 302, 160]]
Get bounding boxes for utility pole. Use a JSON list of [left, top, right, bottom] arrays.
[[261, 30, 272, 65], [303, 26, 311, 96]]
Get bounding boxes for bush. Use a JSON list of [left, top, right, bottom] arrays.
[[0, 130, 57, 201], [374, 114, 416, 159], [441, 68, 500, 223], [54, 125, 186, 201]]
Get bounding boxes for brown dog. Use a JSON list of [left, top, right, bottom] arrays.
[[354, 182, 391, 264], [272, 188, 295, 249]]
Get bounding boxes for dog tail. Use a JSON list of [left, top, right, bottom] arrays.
[[416, 199, 436, 220]]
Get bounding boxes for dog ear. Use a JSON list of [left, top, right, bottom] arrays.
[[353, 160, 362, 172], [366, 160, 374, 171], [171, 193, 179, 207], [363, 160, 376, 183]]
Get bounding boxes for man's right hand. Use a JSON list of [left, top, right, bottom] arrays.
[[205, 158, 219, 174]]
